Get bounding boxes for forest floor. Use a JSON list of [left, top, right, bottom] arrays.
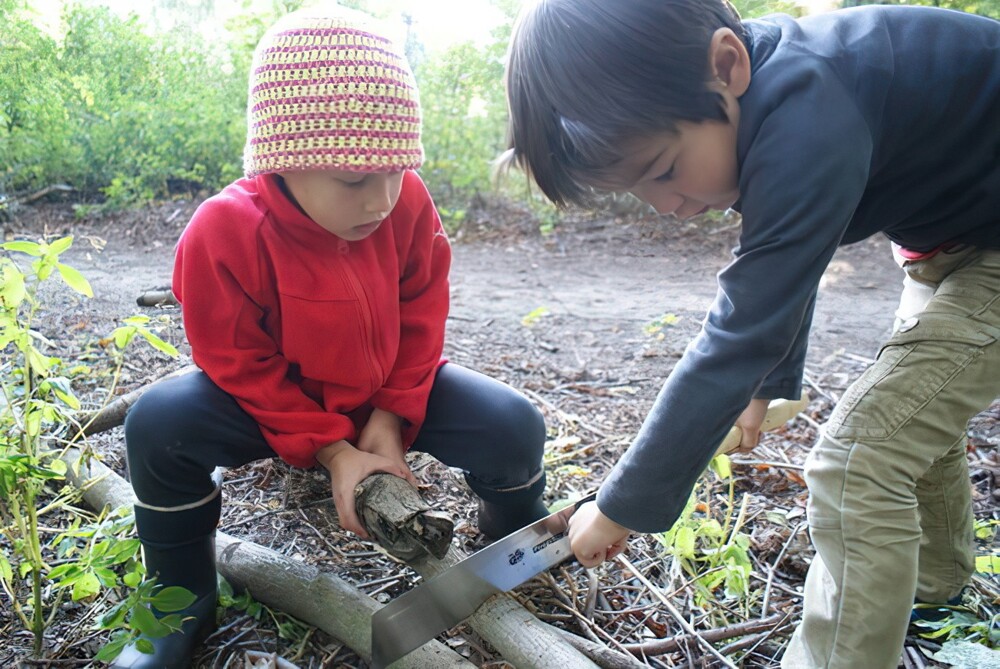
[[2, 195, 998, 668]]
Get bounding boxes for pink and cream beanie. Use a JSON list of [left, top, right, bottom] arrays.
[[243, 8, 422, 177]]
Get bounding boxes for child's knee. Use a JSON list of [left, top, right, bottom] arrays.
[[483, 393, 546, 459], [124, 381, 206, 469]]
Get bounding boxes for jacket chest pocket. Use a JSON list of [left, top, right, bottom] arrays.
[[278, 294, 376, 390]]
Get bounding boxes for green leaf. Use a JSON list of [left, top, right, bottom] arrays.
[[129, 604, 168, 637], [52, 388, 80, 411], [674, 526, 696, 559], [157, 613, 186, 633], [135, 638, 156, 654], [123, 570, 142, 588], [711, 453, 732, 480], [138, 328, 178, 356], [149, 585, 197, 612], [974, 554, 1000, 574], [47, 236, 73, 256], [72, 571, 102, 601], [0, 262, 27, 308], [2, 240, 44, 256], [112, 326, 134, 349], [0, 554, 12, 582], [48, 563, 81, 582], [108, 538, 141, 564], [94, 634, 130, 662], [56, 263, 94, 298], [95, 567, 118, 586], [48, 458, 67, 476], [99, 602, 129, 629]]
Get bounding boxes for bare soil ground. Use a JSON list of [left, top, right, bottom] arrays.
[[2, 197, 998, 668]]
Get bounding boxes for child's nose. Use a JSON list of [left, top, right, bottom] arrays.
[[635, 188, 684, 216], [365, 175, 393, 213]]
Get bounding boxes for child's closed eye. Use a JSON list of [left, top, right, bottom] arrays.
[[654, 166, 675, 182], [337, 175, 368, 187]]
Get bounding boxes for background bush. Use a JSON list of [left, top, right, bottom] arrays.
[[1, 0, 996, 216]]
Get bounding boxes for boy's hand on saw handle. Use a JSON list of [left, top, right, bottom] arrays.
[[722, 391, 810, 455]]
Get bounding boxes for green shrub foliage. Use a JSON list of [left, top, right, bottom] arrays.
[[1, 0, 994, 210]]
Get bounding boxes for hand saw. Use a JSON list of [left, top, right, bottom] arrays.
[[369, 391, 809, 668]]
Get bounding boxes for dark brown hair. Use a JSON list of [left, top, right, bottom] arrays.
[[503, 0, 746, 207]]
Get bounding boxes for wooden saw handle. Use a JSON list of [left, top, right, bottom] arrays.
[[715, 390, 809, 455]]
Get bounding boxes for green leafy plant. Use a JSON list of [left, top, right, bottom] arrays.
[[95, 575, 197, 662], [0, 235, 177, 657], [219, 576, 315, 661], [655, 454, 756, 618], [912, 608, 999, 648]]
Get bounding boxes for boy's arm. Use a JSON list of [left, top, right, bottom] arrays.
[[174, 199, 357, 468], [369, 172, 451, 440], [597, 76, 874, 533], [756, 292, 817, 400]]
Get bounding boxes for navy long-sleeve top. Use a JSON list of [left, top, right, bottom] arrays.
[[598, 5, 1000, 533]]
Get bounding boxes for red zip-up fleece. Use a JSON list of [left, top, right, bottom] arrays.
[[173, 170, 451, 468]]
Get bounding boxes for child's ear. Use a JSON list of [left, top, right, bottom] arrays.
[[708, 28, 751, 97]]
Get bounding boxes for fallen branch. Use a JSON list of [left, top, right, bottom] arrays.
[[73, 364, 197, 437], [12, 183, 75, 205], [60, 450, 610, 668], [355, 474, 453, 561], [66, 367, 607, 667], [621, 612, 787, 657], [136, 288, 179, 307]]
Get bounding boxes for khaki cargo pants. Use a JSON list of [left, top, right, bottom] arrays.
[[782, 246, 1000, 669]]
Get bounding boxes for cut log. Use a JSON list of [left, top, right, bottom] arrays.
[[355, 474, 453, 561], [60, 448, 474, 669]]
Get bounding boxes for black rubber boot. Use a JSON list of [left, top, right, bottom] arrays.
[[112, 495, 221, 668], [477, 495, 550, 540]]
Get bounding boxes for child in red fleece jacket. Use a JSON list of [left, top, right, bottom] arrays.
[[114, 9, 547, 668]]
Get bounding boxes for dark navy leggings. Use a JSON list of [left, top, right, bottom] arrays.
[[124, 363, 546, 509]]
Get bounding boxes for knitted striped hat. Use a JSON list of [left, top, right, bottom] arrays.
[[243, 8, 423, 177]]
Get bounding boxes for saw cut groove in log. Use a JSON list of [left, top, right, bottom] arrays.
[[355, 473, 453, 561]]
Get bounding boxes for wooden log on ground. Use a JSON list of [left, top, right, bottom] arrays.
[[136, 288, 179, 307], [60, 448, 473, 669]]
